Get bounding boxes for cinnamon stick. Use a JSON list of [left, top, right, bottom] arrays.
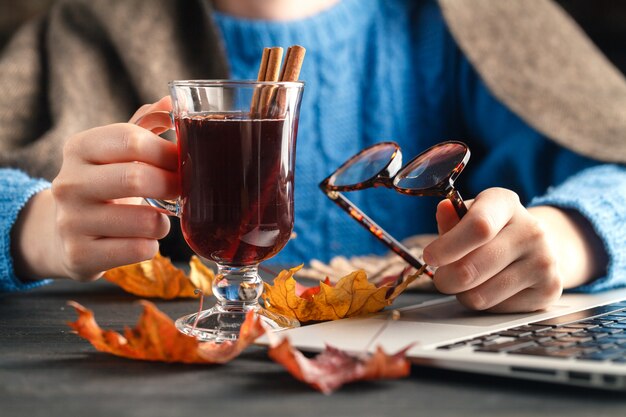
[[250, 48, 270, 117], [251, 45, 306, 119], [265, 47, 284, 81], [259, 47, 283, 117], [271, 45, 306, 118], [280, 45, 306, 82]]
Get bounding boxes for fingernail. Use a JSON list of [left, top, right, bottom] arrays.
[[423, 249, 438, 267]]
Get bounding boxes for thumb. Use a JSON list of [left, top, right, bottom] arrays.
[[129, 96, 173, 134], [436, 199, 460, 235]]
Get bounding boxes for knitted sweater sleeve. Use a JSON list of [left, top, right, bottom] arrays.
[[529, 165, 626, 293], [0, 169, 53, 292]]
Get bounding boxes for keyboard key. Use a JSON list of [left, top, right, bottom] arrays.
[[599, 337, 626, 346], [598, 328, 624, 335], [557, 335, 593, 343], [560, 323, 599, 329], [539, 331, 570, 339], [551, 327, 582, 333], [604, 323, 626, 330], [577, 320, 605, 325], [606, 301, 626, 308], [547, 347, 585, 358], [559, 327, 586, 334], [532, 305, 626, 326], [476, 339, 537, 353], [532, 335, 556, 343], [586, 327, 613, 333], [497, 330, 533, 338], [586, 319, 616, 327], [599, 315, 626, 322], [540, 340, 577, 349], [510, 325, 552, 333], [580, 349, 625, 361], [437, 342, 467, 350], [510, 346, 559, 357], [579, 340, 615, 350]]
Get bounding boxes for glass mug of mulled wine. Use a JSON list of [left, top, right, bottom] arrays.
[[137, 80, 304, 341]]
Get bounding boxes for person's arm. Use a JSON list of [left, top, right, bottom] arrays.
[[529, 165, 626, 293], [423, 51, 625, 312], [3, 98, 179, 291], [0, 169, 53, 292]]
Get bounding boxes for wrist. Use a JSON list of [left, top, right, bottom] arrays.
[[528, 205, 607, 289], [11, 189, 63, 281]]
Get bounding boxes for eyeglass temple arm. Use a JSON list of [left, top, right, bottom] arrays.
[[323, 190, 434, 278], [447, 188, 468, 219]]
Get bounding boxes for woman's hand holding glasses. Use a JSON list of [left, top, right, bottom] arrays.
[[321, 140, 607, 313], [424, 188, 563, 313]]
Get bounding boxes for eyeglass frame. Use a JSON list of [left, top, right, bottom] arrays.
[[318, 140, 471, 278]]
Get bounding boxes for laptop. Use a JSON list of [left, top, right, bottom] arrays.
[[259, 287, 626, 390]]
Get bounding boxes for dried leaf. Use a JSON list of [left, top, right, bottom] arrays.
[[295, 277, 331, 300], [262, 266, 418, 322], [103, 253, 213, 299], [67, 301, 263, 364], [268, 338, 411, 394], [188, 255, 214, 294]]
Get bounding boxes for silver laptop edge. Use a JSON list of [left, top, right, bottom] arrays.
[[258, 288, 626, 390]]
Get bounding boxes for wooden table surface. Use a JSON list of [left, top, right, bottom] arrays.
[[2, 279, 626, 417]]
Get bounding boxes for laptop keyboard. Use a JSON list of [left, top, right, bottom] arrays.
[[437, 300, 626, 362]]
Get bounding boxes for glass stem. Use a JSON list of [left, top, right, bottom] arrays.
[[212, 264, 264, 310]]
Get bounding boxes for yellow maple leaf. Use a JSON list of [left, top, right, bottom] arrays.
[[188, 255, 213, 294], [261, 266, 418, 323], [103, 253, 213, 299]]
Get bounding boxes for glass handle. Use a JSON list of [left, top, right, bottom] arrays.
[[133, 110, 181, 217]]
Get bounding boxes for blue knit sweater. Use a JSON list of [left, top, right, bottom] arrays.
[[0, 170, 52, 292], [2, 0, 626, 292]]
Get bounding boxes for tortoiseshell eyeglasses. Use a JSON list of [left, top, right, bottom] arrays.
[[319, 141, 470, 278]]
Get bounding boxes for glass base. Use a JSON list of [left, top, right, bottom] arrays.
[[175, 303, 299, 343]]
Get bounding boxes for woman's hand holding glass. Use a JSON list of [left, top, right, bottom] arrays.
[[13, 97, 178, 282]]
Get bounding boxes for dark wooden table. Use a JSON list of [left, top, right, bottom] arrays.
[[2, 279, 626, 417]]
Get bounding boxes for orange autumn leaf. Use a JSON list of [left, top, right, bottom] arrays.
[[262, 266, 418, 323], [67, 301, 264, 364], [268, 338, 411, 394], [104, 253, 213, 299]]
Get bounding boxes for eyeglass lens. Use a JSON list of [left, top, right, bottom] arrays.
[[394, 142, 467, 192], [330, 143, 397, 187]]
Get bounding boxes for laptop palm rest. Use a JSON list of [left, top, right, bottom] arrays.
[[258, 290, 626, 354]]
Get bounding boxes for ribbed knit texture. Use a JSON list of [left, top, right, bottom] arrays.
[[213, 0, 626, 292], [0, 169, 52, 292], [530, 165, 626, 292]]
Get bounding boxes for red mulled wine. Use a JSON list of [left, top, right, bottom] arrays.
[[176, 114, 295, 265]]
